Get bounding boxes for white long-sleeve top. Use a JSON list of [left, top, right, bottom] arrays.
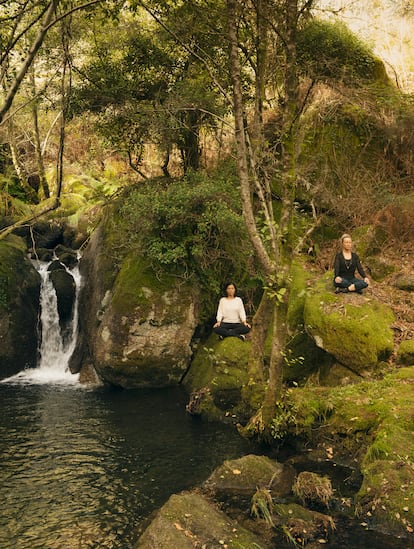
[[216, 296, 247, 324]]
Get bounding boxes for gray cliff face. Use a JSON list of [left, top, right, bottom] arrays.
[[73, 225, 199, 388], [0, 237, 41, 379]]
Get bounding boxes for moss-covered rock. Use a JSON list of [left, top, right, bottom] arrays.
[[396, 340, 414, 365], [318, 361, 360, 386], [285, 261, 332, 382], [72, 222, 199, 387], [203, 454, 295, 498], [135, 491, 265, 549], [304, 273, 394, 374], [272, 502, 335, 545], [0, 236, 40, 378], [364, 255, 396, 281], [182, 333, 252, 420], [95, 255, 197, 387]]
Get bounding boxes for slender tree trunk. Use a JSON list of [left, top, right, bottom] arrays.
[[252, 0, 268, 143], [0, 1, 59, 125], [182, 110, 200, 173], [226, 0, 274, 276], [249, 289, 274, 380], [262, 269, 290, 426], [30, 68, 50, 199]]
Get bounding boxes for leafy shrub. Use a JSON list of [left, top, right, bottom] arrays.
[[115, 164, 258, 298]]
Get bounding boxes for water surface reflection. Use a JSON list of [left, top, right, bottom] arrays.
[[0, 384, 252, 548]]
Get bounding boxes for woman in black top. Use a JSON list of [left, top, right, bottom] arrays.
[[334, 234, 369, 293]]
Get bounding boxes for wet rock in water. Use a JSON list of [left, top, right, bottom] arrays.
[[31, 247, 54, 262], [49, 268, 76, 340], [203, 454, 295, 498], [47, 260, 66, 273], [54, 244, 78, 268], [75, 226, 198, 388], [135, 491, 264, 549], [182, 333, 252, 420], [0, 236, 41, 378], [272, 502, 335, 546]]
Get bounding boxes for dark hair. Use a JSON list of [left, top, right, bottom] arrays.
[[223, 282, 237, 296]]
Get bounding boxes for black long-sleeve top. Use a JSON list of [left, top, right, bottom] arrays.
[[334, 252, 366, 280]]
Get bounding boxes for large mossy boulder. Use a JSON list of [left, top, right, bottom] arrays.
[[135, 491, 264, 549], [304, 274, 394, 374], [182, 333, 253, 420], [73, 225, 198, 388], [0, 236, 40, 379]]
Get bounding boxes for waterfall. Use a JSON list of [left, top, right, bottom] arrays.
[[3, 257, 81, 385]]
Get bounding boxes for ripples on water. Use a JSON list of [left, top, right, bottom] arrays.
[[0, 384, 252, 549]]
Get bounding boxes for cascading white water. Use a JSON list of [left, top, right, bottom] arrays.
[[3, 257, 81, 385]]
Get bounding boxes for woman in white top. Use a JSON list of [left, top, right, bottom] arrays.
[[213, 282, 251, 340]]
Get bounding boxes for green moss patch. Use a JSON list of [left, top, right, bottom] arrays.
[[111, 254, 173, 315], [0, 238, 34, 311], [396, 340, 414, 365], [183, 334, 253, 420]]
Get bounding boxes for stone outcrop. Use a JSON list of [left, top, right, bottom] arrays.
[[304, 274, 394, 375], [393, 274, 414, 291], [396, 339, 414, 365], [0, 236, 40, 379], [182, 333, 253, 421], [72, 225, 199, 388], [135, 491, 264, 549]]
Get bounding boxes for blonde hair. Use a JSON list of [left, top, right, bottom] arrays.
[[337, 233, 352, 254]]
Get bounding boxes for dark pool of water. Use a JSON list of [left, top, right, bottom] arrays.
[[0, 383, 254, 549], [1, 383, 411, 549]]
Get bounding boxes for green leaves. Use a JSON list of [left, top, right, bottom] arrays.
[[116, 165, 254, 295]]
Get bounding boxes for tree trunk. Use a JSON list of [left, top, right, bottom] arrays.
[[262, 288, 289, 426], [0, 1, 59, 125], [226, 0, 274, 277], [181, 110, 200, 173], [7, 120, 39, 203], [30, 67, 50, 199], [248, 289, 274, 381]]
